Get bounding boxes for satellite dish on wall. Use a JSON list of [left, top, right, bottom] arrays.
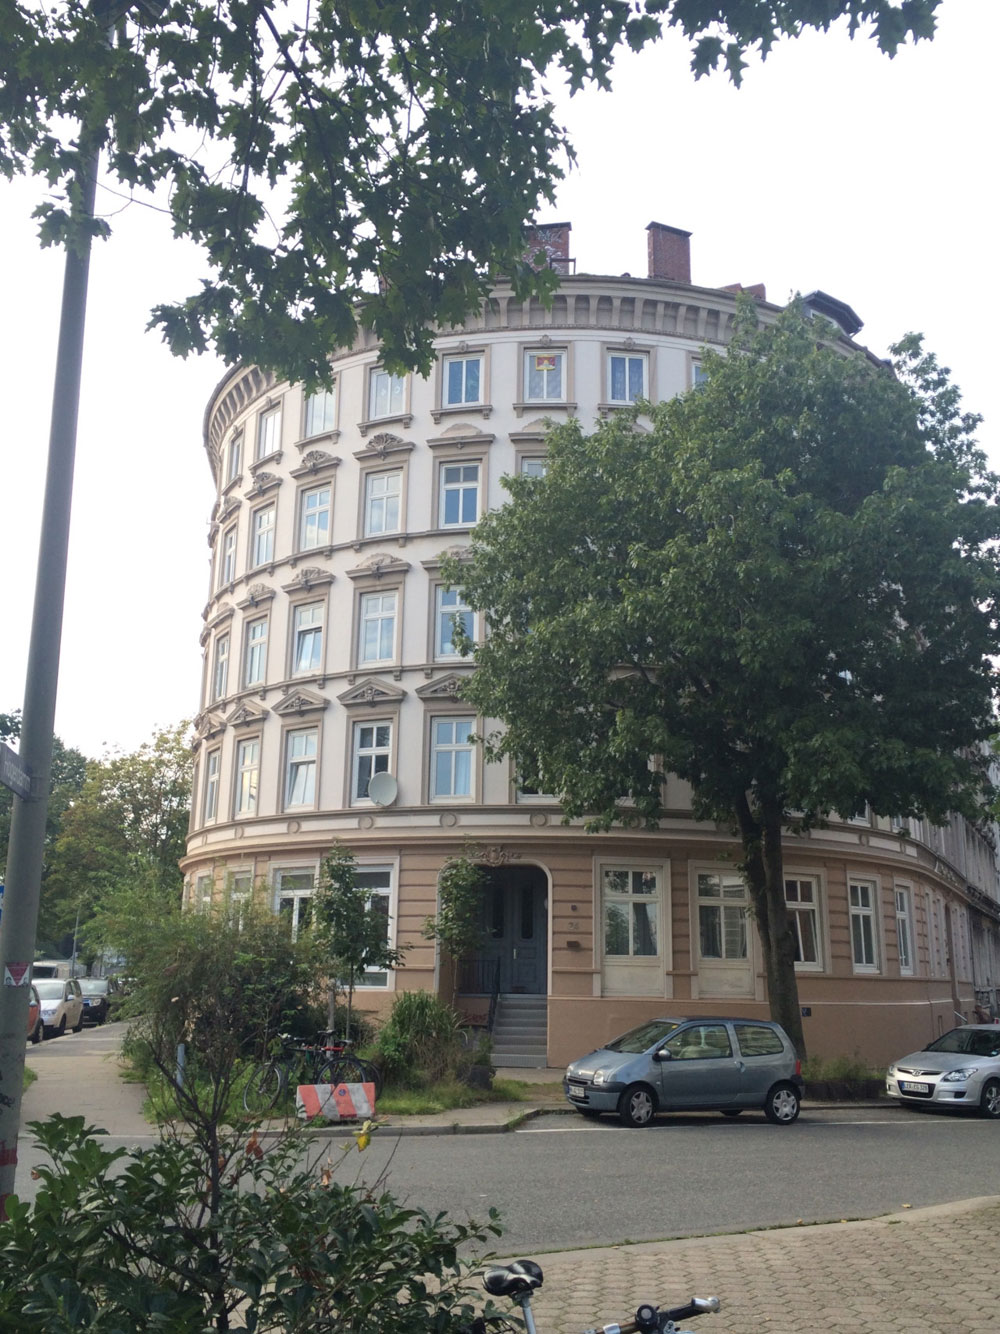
[[367, 772, 398, 807]]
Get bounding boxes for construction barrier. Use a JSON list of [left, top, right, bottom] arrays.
[[295, 1082, 376, 1122]]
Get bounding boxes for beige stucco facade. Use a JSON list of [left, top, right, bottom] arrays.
[[183, 221, 1000, 1068]]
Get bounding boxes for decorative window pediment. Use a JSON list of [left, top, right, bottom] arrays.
[[427, 424, 495, 451], [226, 700, 268, 728], [415, 673, 468, 700], [354, 433, 415, 462], [509, 419, 551, 443], [237, 582, 276, 611], [200, 602, 235, 645], [420, 546, 468, 574], [273, 687, 328, 717], [291, 450, 341, 479], [248, 470, 282, 497], [346, 552, 410, 582], [281, 566, 335, 594], [195, 711, 227, 741], [338, 678, 406, 709]]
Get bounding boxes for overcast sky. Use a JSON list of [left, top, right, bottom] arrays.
[[1, 2, 995, 762]]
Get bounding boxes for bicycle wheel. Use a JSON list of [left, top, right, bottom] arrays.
[[321, 1055, 382, 1099], [243, 1061, 286, 1114]]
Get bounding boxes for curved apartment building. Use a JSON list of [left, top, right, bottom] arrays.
[[184, 222, 1000, 1067]]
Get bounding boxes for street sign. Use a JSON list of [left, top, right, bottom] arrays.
[[0, 743, 32, 800]]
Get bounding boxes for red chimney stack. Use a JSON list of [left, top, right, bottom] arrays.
[[646, 221, 691, 283]]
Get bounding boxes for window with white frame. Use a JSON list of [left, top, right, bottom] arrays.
[[234, 737, 260, 816], [218, 525, 237, 588], [352, 720, 392, 802], [251, 504, 275, 567], [443, 354, 483, 406], [202, 748, 220, 823], [429, 716, 475, 799], [227, 870, 252, 928], [607, 351, 648, 404], [358, 590, 397, 665], [440, 462, 479, 527], [849, 879, 880, 971], [303, 387, 336, 438], [368, 368, 406, 420], [284, 727, 318, 808], [292, 602, 324, 674], [275, 869, 313, 940], [785, 877, 822, 968], [364, 468, 402, 537], [211, 633, 230, 703], [256, 404, 281, 461], [435, 586, 474, 658], [602, 866, 659, 957], [697, 872, 748, 960], [243, 616, 268, 687], [354, 865, 395, 986], [691, 360, 709, 389], [519, 457, 548, 478], [524, 349, 564, 401], [298, 484, 331, 551], [225, 436, 242, 486], [196, 874, 213, 913], [895, 886, 914, 975]]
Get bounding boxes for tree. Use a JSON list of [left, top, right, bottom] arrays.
[[422, 852, 487, 1005], [449, 301, 1000, 1058], [313, 845, 404, 1041], [1, 1, 938, 382]]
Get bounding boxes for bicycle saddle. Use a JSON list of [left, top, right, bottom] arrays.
[[482, 1259, 544, 1297]]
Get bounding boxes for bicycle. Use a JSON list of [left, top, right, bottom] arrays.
[[242, 1031, 382, 1113], [476, 1259, 720, 1334]]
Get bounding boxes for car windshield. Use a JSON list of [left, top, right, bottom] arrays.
[[606, 1020, 682, 1053], [34, 980, 66, 999], [926, 1028, 1000, 1057], [79, 980, 108, 996]]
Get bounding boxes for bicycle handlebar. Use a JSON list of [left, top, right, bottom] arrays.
[[581, 1294, 720, 1334]]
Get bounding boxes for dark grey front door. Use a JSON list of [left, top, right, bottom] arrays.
[[481, 866, 547, 994]]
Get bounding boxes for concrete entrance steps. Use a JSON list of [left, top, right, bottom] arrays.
[[492, 993, 548, 1068]]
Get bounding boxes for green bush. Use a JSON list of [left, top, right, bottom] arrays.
[[376, 991, 464, 1089]]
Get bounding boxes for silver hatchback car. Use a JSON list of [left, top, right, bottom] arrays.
[[886, 1025, 1000, 1118], [564, 1016, 803, 1127]]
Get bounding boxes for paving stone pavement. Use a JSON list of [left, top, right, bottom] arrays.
[[511, 1196, 1000, 1333]]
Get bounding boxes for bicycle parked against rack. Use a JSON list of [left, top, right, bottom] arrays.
[[475, 1259, 720, 1334], [242, 1031, 382, 1114]]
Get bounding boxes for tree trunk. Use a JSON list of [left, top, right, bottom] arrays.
[[438, 951, 457, 1009], [734, 792, 807, 1060]]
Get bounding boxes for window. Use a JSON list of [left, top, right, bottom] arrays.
[[354, 866, 394, 987], [352, 721, 392, 802], [256, 404, 281, 461], [519, 457, 547, 478], [251, 505, 275, 567], [697, 872, 748, 960], [227, 871, 252, 928], [196, 874, 213, 914], [243, 617, 268, 687], [304, 387, 335, 437], [235, 737, 260, 816], [734, 1024, 785, 1057], [849, 879, 880, 971], [368, 369, 406, 420], [785, 877, 821, 968], [691, 360, 709, 389], [440, 462, 479, 527], [895, 887, 914, 975], [225, 436, 242, 485], [298, 484, 331, 551], [430, 716, 475, 799], [292, 602, 324, 674], [524, 349, 564, 401], [218, 526, 237, 588], [202, 748, 220, 823], [358, 590, 397, 665], [443, 354, 482, 406], [608, 352, 647, 404], [364, 469, 401, 537], [602, 867, 659, 957], [211, 633, 229, 703], [275, 870, 313, 940], [663, 1022, 732, 1060], [284, 727, 318, 807], [435, 586, 474, 657]]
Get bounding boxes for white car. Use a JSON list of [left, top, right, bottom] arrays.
[[886, 1025, 1000, 1118], [33, 977, 85, 1037]]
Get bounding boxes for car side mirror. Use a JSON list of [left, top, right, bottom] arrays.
[[654, 1048, 672, 1062]]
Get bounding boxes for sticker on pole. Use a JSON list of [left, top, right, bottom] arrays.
[[3, 963, 31, 986]]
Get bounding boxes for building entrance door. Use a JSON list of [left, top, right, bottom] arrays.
[[480, 865, 548, 994]]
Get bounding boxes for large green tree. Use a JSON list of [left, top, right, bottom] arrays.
[[1, 1, 938, 381], [450, 302, 1000, 1057]]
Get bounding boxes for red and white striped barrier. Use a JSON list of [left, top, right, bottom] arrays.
[[295, 1082, 376, 1122]]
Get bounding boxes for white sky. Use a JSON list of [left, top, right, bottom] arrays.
[[1, 2, 996, 762]]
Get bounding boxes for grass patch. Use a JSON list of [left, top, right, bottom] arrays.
[[376, 1076, 534, 1116], [23, 1064, 37, 1093], [802, 1054, 885, 1082]]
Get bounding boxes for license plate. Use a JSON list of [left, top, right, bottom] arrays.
[[900, 1081, 929, 1093], [567, 1086, 586, 1100]]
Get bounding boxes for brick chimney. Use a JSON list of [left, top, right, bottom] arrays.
[[524, 222, 572, 271], [646, 222, 691, 283]]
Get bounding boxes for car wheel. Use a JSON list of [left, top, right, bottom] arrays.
[[31, 1020, 44, 1045], [618, 1084, 656, 1128], [57, 1016, 66, 1037], [721, 1109, 742, 1118], [764, 1082, 800, 1124], [72, 1012, 84, 1033], [980, 1078, 1000, 1120]]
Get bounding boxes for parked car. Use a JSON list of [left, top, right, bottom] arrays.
[[34, 977, 84, 1037], [26, 983, 44, 1045], [564, 1016, 803, 1127], [886, 1025, 1000, 1118], [78, 976, 119, 1025]]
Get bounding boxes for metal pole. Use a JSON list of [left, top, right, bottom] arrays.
[[0, 141, 100, 1215]]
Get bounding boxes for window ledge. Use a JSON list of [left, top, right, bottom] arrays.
[[358, 412, 413, 437], [431, 402, 493, 424], [513, 401, 577, 418]]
